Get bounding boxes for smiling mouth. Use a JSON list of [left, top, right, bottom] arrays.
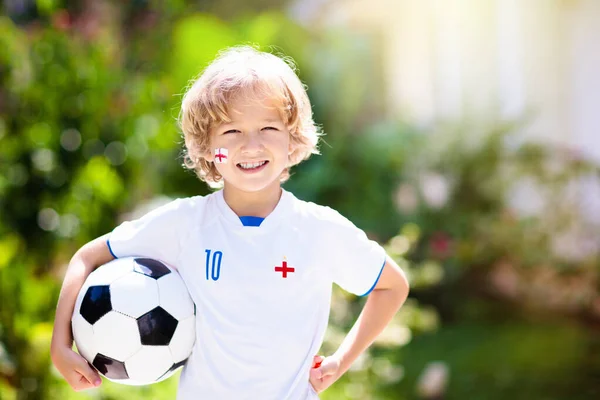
[[236, 161, 268, 171]]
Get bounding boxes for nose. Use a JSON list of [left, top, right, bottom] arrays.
[[241, 131, 265, 154]]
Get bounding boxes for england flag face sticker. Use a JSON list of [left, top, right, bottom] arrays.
[[214, 148, 228, 164]]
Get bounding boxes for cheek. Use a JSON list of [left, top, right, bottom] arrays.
[[213, 159, 232, 176], [272, 132, 291, 152], [210, 139, 235, 160], [214, 164, 226, 175], [213, 147, 230, 165], [209, 135, 224, 148], [216, 135, 241, 150]]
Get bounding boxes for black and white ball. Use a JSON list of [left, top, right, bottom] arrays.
[[71, 257, 196, 385]]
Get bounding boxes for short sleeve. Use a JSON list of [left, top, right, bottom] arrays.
[[108, 198, 196, 268], [321, 209, 387, 296]]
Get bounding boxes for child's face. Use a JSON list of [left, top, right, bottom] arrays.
[[206, 93, 292, 193]]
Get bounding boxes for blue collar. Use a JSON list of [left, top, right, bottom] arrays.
[[239, 216, 264, 227]]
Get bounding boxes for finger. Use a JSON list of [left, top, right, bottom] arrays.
[[318, 360, 338, 377], [310, 381, 322, 394], [76, 361, 102, 387], [70, 374, 96, 392], [310, 366, 323, 380], [312, 359, 340, 381]]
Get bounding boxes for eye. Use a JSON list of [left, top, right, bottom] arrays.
[[223, 129, 240, 134], [262, 126, 279, 131]]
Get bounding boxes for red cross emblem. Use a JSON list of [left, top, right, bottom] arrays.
[[214, 148, 228, 163], [275, 258, 295, 278]]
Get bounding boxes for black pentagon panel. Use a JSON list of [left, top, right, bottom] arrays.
[[133, 258, 171, 279], [80, 285, 112, 325], [93, 353, 129, 380], [158, 359, 187, 381], [170, 359, 187, 372], [137, 307, 178, 346]]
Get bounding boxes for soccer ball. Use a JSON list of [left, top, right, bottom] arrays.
[[71, 257, 196, 385]]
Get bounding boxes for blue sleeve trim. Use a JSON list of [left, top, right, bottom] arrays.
[[359, 258, 387, 297], [106, 239, 118, 259]]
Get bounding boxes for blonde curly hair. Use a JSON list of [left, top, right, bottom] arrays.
[[179, 46, 321, 186]]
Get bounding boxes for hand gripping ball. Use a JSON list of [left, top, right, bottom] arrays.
[[71, 257, 196, 385]]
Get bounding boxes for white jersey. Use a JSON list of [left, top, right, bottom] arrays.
[[108, 189, 386, 400]]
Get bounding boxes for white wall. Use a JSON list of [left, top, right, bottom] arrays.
[[307, 0, 600, 161], [568, 0, 600, 162]]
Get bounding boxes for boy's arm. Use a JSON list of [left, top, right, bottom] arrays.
[[50, 234, 114, 390], [334, 255, 409, 371], [310, 255, 409, 390]]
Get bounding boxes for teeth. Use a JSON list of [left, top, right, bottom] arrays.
[[239, 161, 266, 169]]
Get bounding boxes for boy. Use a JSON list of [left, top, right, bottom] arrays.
[[51, 46, 409, 399]]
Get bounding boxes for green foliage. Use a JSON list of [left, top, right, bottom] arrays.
[[393, 122, 600, 276], [0, 9, 381, 398], [386, 319, 597, 400], [0, 5, 339, 399]]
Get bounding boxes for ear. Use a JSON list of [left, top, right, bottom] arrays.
[[288, 141, 297, 156], [203, 130, 216, 162], [203, 148, 215, 163]]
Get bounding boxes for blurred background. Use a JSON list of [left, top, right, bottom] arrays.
[[1, 0, 599, 399]]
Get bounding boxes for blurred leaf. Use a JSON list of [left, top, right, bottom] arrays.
[[242, 11, 283, 45], [36, 0, 60, 16], [76, 157, 124, 205], [169, 14, 237, 93], [0, 235, 22, 269]]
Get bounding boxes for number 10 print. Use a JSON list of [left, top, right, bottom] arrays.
[[205, 249, 222, 281]]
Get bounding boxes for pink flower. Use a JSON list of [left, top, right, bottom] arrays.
[[52, 10, 72, 31], [430, 231, 452, 258]]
